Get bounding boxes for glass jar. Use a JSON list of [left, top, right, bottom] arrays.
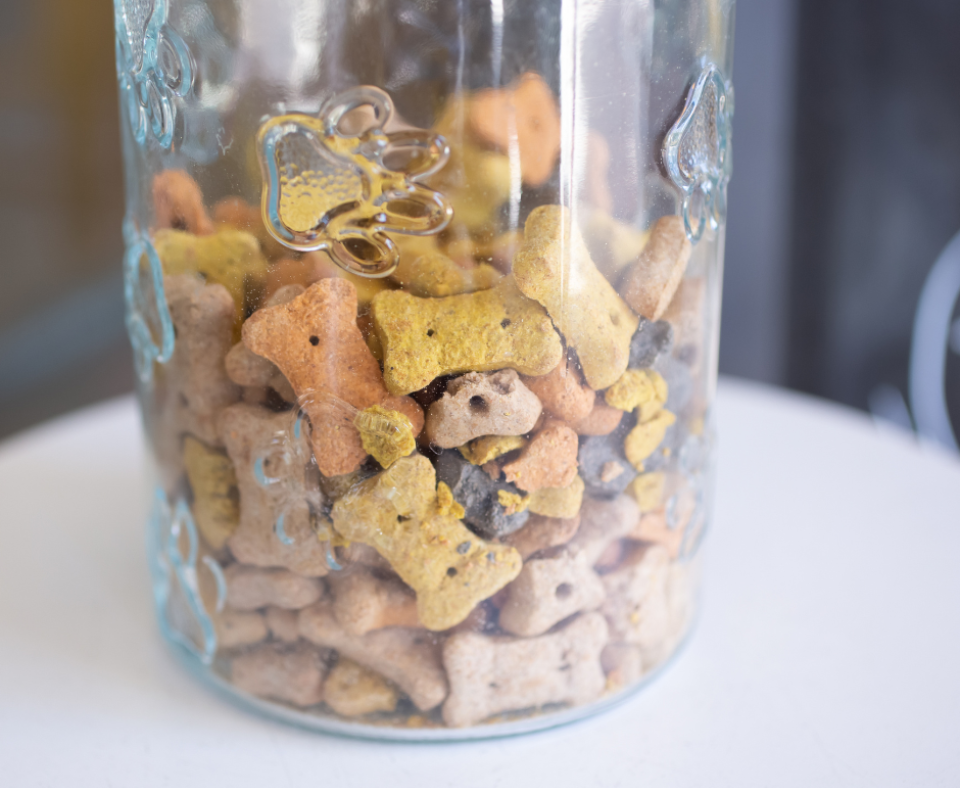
[[115, 0, 733, 739]]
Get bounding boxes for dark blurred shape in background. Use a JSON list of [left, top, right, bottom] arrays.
[[0, 0, 957, 443]]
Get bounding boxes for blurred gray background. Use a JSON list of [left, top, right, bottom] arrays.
[[1, 0, 958, 441]]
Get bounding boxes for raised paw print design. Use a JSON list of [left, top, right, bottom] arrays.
[[148, 488, 226, 664], [257, 86, 453, 277], [663, 64, 733, 244]]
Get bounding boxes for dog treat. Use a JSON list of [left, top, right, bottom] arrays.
[[621, 215, 692, 321], [500, 513, 581, 560], [329, 568, 420, 636], [628, 507, 685, 558], [526, 473, 585, 519], [501, 421, 579, 492], [161, 276, 241, 448], [601, 643, 644, 689], [459, 435, 528, 466], [513, 206, 639, 390], [219, 404, 329, 576], [442, 612, 608, 727], [331, 455, 523, 630], [183, 436, 239, 550], [570, 394, 625, 437], [392, 250, 501, 297], [217, 610, 269, 649], [578, 432, 638, 499], [604, 369, 668, 421], [498, 551, 606, 637], [426, 370, 542, 449], [324, 658, 400, 717], [436, 451, 530, 538], [242, 278, 424, 476], [265, 606, 300, 643], [354, 405, 417, 469], [468, 72, 561, 188], [627, 472, 666, 513], [225, 564, 325, 610], [152, 169, 215, 236], [212, 196, 288, 260], [520, 358, 595, 424], [299, 601, 448, 711], [567, 494, 640, 567], [372, 278, 563, 396], [232, 642, 327, 707], [225, 284, 304, 389], [624, 410, 677, 471], [629, 318, 675, 370]]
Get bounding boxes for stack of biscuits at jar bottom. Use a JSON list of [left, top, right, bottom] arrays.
[[147, 73, 707, 729]]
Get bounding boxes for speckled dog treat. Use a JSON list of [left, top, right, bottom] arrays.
[[442, 612, 608, 727], [425, 369, 542, 449], [621, 215, 692, 321], [436, 451, 530, 538], [224, 564, 325, 611], [498, 551, 606, 637], [501, 421, 579, 492], [324, 658, 399, 717], [521, 358, 595, 424], [299, 601, 448, 711], [371, 277, 564, 396], [231, 642, 327, 708], [513, 206, 639, 390], [219, 403, 329, 576], [328, 568, 420, 636], [161, 275, 240, 447], [500, 513, 581, 560], [624, 410, 676, 471], [242, 278, 424, 476]]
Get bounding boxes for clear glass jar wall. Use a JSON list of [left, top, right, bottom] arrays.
[[115, 0, 733, 737]]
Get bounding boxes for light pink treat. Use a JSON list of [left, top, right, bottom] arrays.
[[216, 609, 268, 649], [329, 568, 420, 636], [265, 606, 300, 642], [225, 564, 325, 610], [566, 494, 640, 567], [231, 642, 327, 707]]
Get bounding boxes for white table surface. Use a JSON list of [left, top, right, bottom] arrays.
[[1, 379, 958, 787]]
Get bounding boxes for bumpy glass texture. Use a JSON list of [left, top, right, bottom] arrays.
[[116, 0, 734, 737]]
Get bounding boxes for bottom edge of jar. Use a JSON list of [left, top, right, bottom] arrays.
[[161, 621, 698, 743]]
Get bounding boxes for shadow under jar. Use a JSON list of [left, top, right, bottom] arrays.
[[114, 0, 733, 739]]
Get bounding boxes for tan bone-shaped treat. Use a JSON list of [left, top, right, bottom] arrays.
[[331, 455, 522, 631], [241, 278, 423, 476], [219, 404, 329, 577], [502, 421, 579, 492], [567, 494, 640, 567], [513, 206, 639, 390], [225, 564, 325, 611], [329, 568, 420, 636], [216, 609, 268, 649], [160, 276, 241, 449], [500, 513, 581, 560], [442, 612, 608, 727], [498, 550, 606, 637], [324, 658, 400, 717], [521, 358, 595, 424], [621, 215, 692, 321], [182, 436, 239, 550], [425, 370, 542, 449], [265, 606, 300, 643], [231, 642, 327, 707], [298, 601, 448, 711], [371, 277, 564, 396]]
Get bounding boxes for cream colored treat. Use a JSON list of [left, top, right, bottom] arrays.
[[567, 494, 640, 567], [216, 609, 268, 649], [161, 275, 240, 448], [425, 369, 543, 449], [500, 513, 581, 560], [265, 606, 300, 643], [329, 568, 420, 636], [331, 455, 522, 631], [526, 474, 585, 519], [621, 215, 692, 321], [224, 564, 325, 611], [441, 612, 609, 727], [324, 658, 399, 717], [498, 551, 606, 637], [501, 421, 579, 492], [513, 206, 639, 390], [231, 642, 327, 708], [224, 284, 305, 388], [520, 358, 595, 425], [219, 404, 329, 577], [601, 642, 644, 689], [182, 436, 238, 550], [298, 601, 448, 711]]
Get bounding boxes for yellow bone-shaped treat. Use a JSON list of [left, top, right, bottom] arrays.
[[513, 206, 639, 390], [331, 455, 522, 631], [354, 405, 416, 469], [371, 277, 563, 396], [624, 410, 677, 471], [155, 228, 269, 318], [459, 435, 528, 466], [392, 250, 501, 298], [182, 435, 239, 550], [604, 369, 668, 422]]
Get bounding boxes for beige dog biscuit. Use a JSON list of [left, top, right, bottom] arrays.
[[231, 642, 327, 707], [225, 564, 325, 611], [329, 568, 420, 636], [500, 513, 581, 560], [621, 215, 692, 321], [216, 609, 268, 649], [567, 494, 640, 567]]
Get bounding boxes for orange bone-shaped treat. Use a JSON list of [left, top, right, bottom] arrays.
[[242, 278, 423, 476], [152, 169, 214, 236]]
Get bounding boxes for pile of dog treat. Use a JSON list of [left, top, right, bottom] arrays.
[[145, 73, 708, 728]]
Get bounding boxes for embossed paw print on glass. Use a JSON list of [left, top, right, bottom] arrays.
[[148, 488, 226, 664], [114, 0, 193, 148], [122, 217, 175, 384], [257, 86, 453, 277], [663, 64, 733, 243]]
